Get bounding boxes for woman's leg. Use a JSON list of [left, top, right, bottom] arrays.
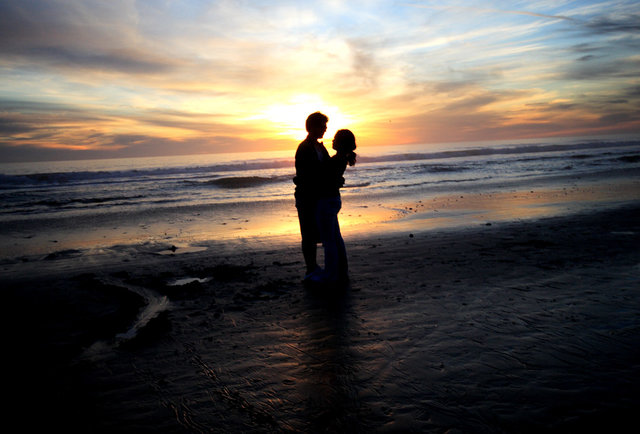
[[317, 197, 344, 282], [335, 218, 348, 279]]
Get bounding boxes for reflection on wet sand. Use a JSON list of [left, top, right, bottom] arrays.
[[343, 179, 640, 235], [5, 177, 636, 265]]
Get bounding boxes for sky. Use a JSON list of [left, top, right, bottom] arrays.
[[0, 0, 639, 162]]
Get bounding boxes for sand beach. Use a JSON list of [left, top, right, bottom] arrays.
[[4, 198, 639, 433]]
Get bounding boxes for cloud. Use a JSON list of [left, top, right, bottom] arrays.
[[0, 95, 286, 162], [0, 118, 34, 135], [598, 112, 637, 125], [0, 132, 282, 162], [405, 3, 579, 27], [364, 69, 640, 146], [0, 100, 110, 146], [626, 85, 640, 98], [571, 43, 602, 54], [0, 1, 184, 76], [443, 94, 500, 112], [346, 39, 382, 88], [583, 13, 640, 34], [0, 1, 136, 50], [4, 46, 179, 75], [563, 57, 640, 80]]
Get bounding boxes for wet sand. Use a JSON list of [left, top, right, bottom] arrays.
[[3, 204, 640, 433]]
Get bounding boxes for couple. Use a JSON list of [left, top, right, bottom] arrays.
[[293, 111, 357, 285]]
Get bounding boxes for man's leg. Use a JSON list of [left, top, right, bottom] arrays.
[[297, 200, 319, 275], [301, 239, 317, 275]]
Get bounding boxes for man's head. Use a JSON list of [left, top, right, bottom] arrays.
[[305, 112, 328, 140]]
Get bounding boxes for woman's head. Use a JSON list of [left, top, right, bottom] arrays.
[[333, 129, 357, 166]]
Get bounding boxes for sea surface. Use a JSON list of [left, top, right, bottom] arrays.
[[2, 137, 639, 220], [1, 136, 639, 261]]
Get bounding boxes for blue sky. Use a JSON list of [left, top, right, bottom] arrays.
[[0, 0, 638, 161]]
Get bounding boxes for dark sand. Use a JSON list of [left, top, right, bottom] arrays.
[[4, 205, 640, 433]]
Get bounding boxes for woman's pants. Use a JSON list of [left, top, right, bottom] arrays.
[[316, 196, 348, 281]]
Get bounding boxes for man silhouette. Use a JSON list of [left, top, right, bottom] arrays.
[[293, 112, 330, 279]]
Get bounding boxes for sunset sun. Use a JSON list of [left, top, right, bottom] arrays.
[[261, 94, 357, 141]]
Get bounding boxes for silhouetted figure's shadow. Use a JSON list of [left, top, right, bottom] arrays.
[[298, 286, 365, 432]]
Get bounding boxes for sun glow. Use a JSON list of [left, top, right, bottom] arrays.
[[261, 94, 357, 142]]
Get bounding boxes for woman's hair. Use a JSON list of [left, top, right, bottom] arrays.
[[334, 129, 357, 166]]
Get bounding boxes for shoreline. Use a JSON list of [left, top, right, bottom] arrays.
[[4, 202, 640, 432], [1, 172, 638, 267]]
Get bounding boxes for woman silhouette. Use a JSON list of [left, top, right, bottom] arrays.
[[312, 129, 357, 284]]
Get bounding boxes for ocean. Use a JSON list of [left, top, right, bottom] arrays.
[[1, 136, 639, 262]]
